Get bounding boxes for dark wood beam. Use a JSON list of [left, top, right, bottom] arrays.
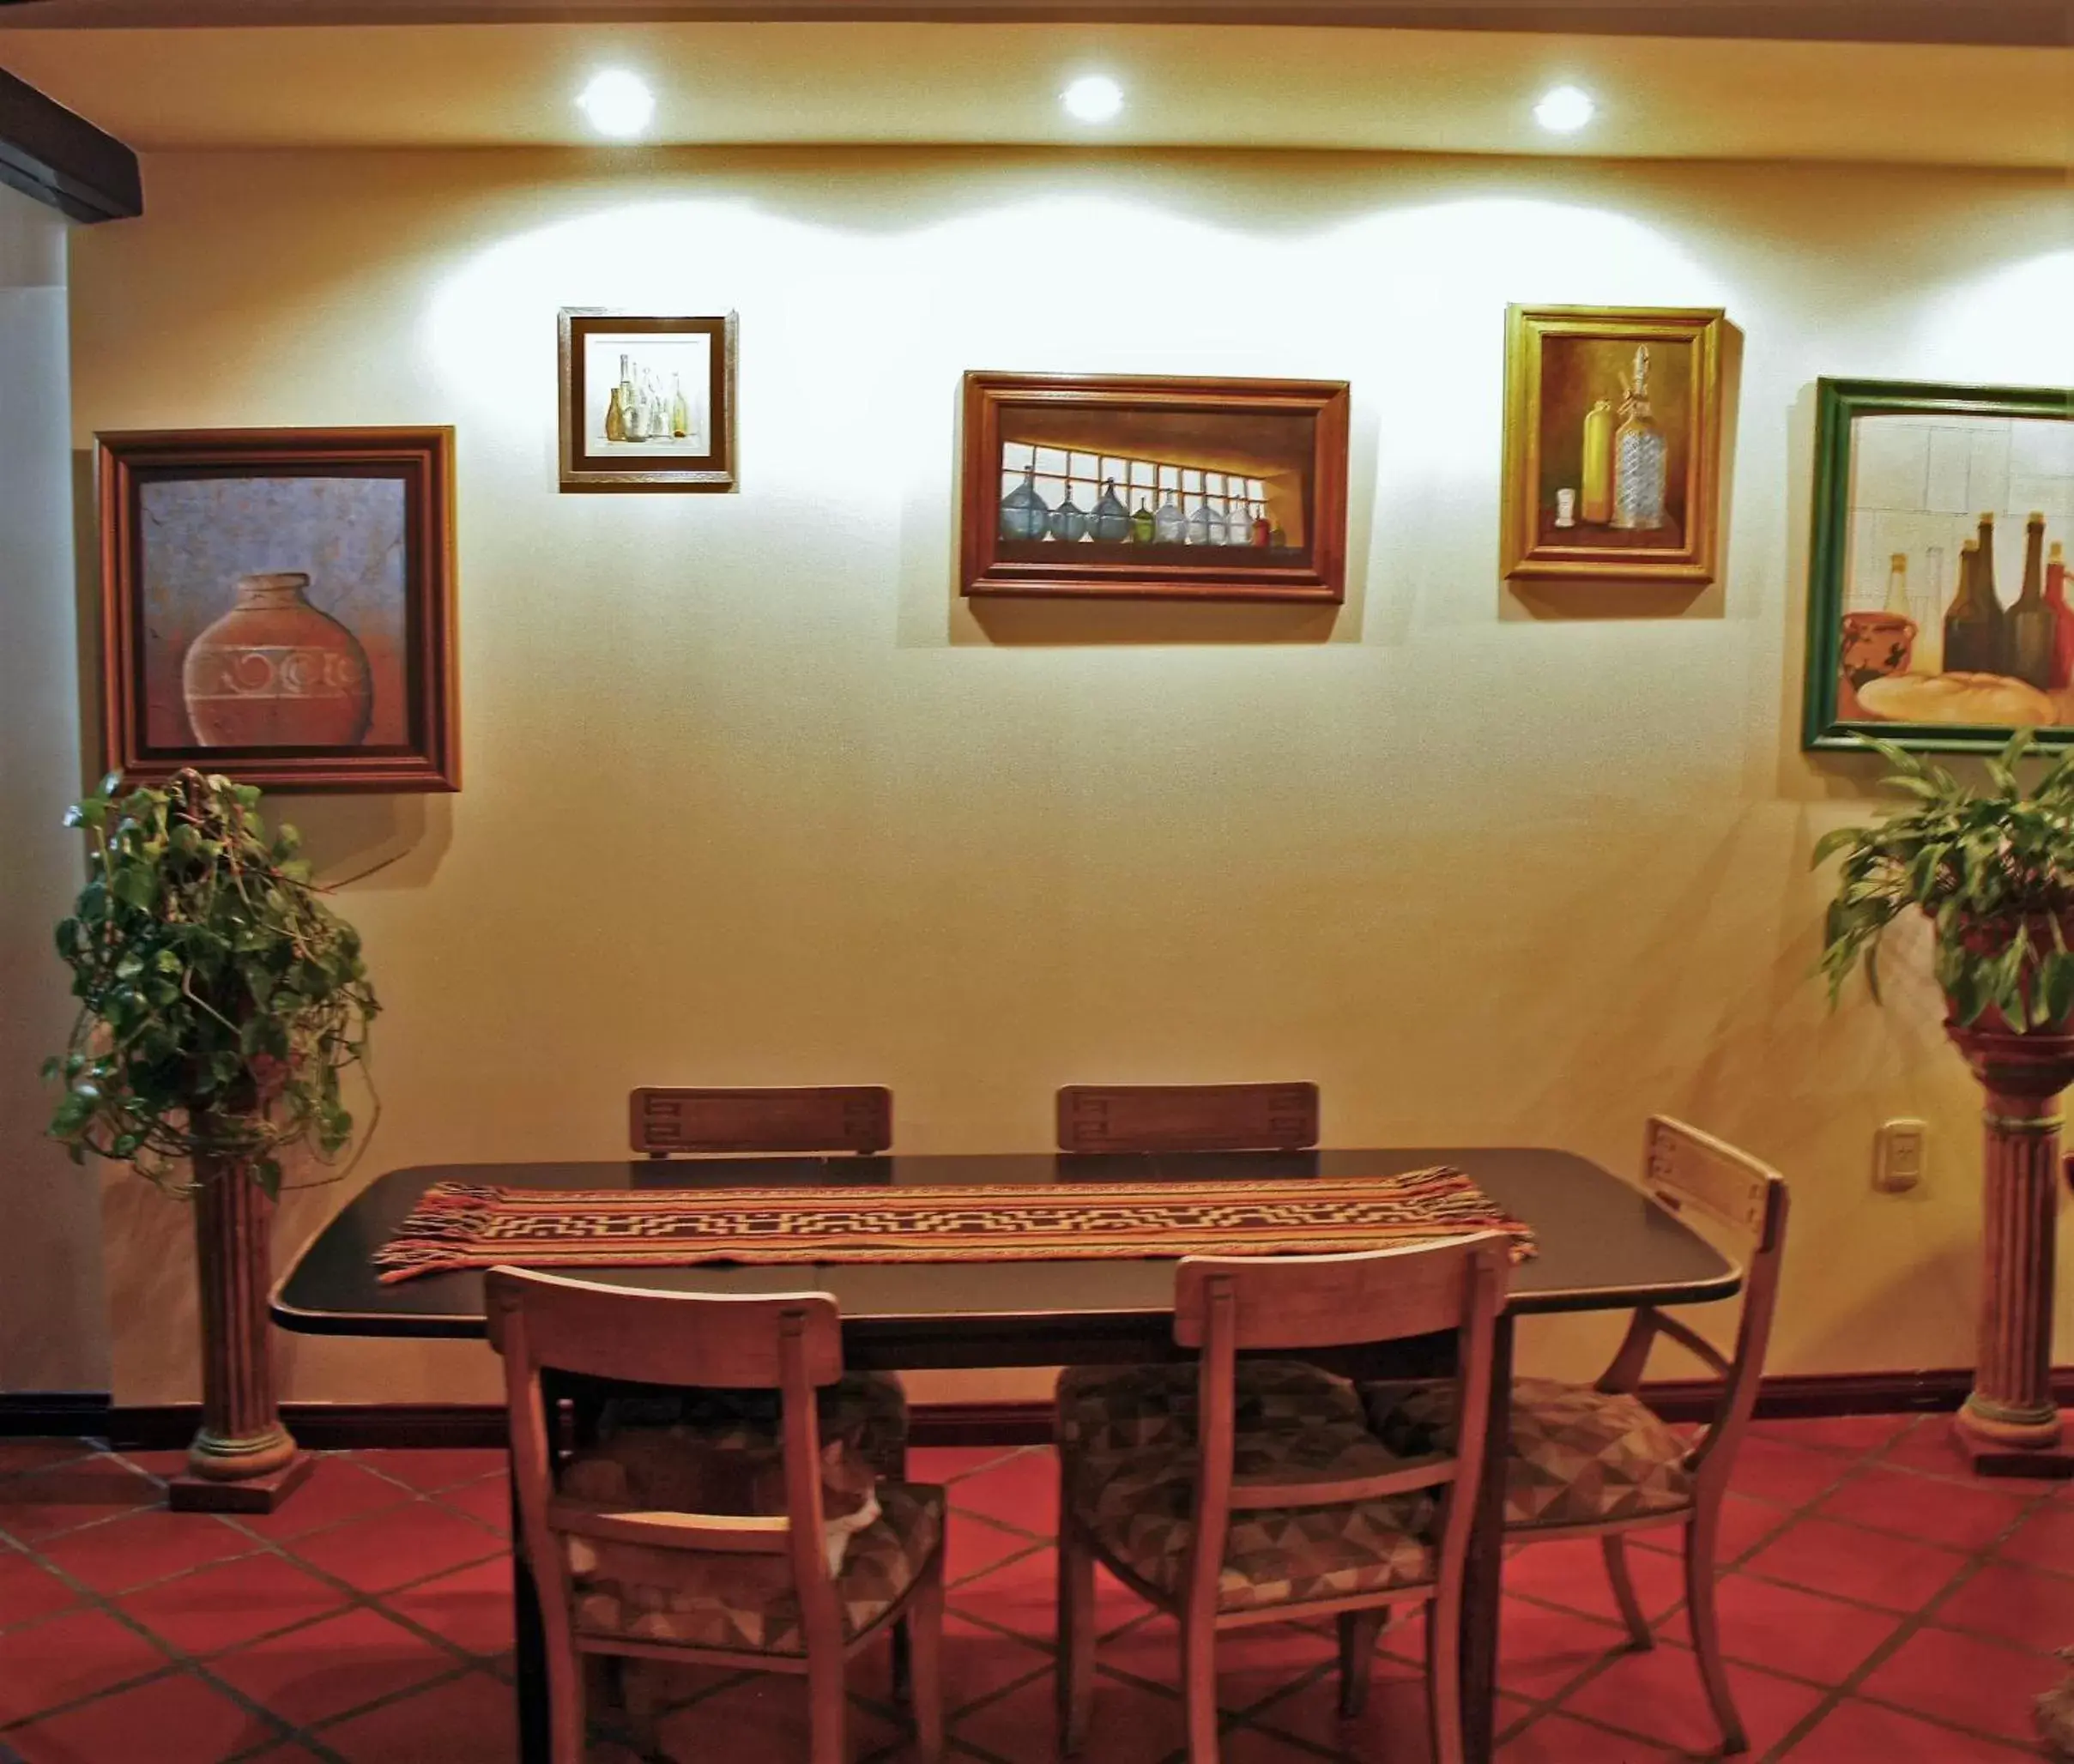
[[0, 63, 139, 222], [0, 0, 2065, 49]]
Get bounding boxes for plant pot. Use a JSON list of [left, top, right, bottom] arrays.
[[180, 572, 373, 748], [1943, 913, 2074, 1036]]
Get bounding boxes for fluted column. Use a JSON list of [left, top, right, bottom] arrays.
[[1946, 1025, 2074, 1473]]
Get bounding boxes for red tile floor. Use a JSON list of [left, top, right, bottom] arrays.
[[0, 1413, 2068, 1763]]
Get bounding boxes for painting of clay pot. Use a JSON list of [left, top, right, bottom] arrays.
[[182, 573, 373, 748]]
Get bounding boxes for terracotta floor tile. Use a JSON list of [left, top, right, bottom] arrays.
[[1495, 1712, 1677, 1761], [940, 1611, 1052, 1713], [1744, 1516, 1970, 1613], [429, 1473, 511, 1537], [352, 1449, 508, 1494], [950, 1545, 1140, 1643], [1814, 1465, 2035, 1553], [944, 1515, 1043, 1587], [1491, 1596, 1628, 1700], [381, 1555, 517, 1658], [4, 1667, 282, 1764], [1503, 1537, 1684, 1627], [0, 1461, 163, 1542], [318, 1667, 517, 1763], [1856, 1623, 2062, 1742], [0, 1440, 100, 1477], [106, 1449, 196, 1482], [1875, 1416, 2069, 1491], [1558, 1640, 1825, 1755], [1097, 1613, 1330, 1713], [1752, 1414, 1918, 1457], [946, 1449, 1059, 1539], [1626, 1492, 1786, 1566], [211, 1604, 455, 1726], [229, 1458, 416, 1543], [0, 1607, 172, 1724], [1783, 1696, 2043, 1761], [0, 1544, 87, 1632], [1248, 1662, 1526, 1764], [35, 1507, 260, 1594], [957, 1665, 1180, 1764], [118, 1551, 348, 1656], [1723, 1436, 1860, 1509], [908, 1445, 1027, 1484], [1220, 1727, 1353, 1764], [1998, 1499, 2074, 1574], [648, 1670, 902, 1762], [1703, 1568, 1905, 1685], [1932, 1559, 2074, 1654], [286, 1500, 505, 1594]]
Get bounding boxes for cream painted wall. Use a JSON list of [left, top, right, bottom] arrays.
[[58, 146, 2074, 1408], [0, 183, 106, 1392]]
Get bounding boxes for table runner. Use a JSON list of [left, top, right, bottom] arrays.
[[372, 1168, 1537, 1284]]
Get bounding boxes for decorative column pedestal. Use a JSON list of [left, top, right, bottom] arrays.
[[1947, 1024, 2074, 1480], [166, 1161, 312, 1513]]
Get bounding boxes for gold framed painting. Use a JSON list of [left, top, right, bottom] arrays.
[[557, 309, 738, 493], [1501, 305, 1727, 586]]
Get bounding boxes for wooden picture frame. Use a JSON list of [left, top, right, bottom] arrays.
[[97, 426, 459, 793], [959, 372, 1350, 602], [1803, 377, 2074, 753], [558, 309, 738, 492], [1501, 305, 1726, 586]]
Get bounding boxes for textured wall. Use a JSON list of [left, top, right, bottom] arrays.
[[54, 145, 2074, 1408]]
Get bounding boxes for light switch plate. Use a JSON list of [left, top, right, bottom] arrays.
[[1875, 1118, 1927, 1193]]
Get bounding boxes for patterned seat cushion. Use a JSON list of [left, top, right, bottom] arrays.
[[1055, 1360, 1364, 1457], [1359, 1376, 1694, 1530], [599, 1371, 909, 1478], [563, 1479, 943, 1655], [1067, 1422, 1438, 1614]]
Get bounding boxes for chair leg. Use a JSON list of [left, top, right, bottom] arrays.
[[1683, 1509, 1748, 1755], [548, 1636, 588, 1764], [909, 1557, 946, 1764], [1601, 1533, 1654, 1651], [807, 1646, 848, 1764], [1181, 1607, 1219, 1764], [1424, 1590, 1465, 1764], [1337, 1608, 1388, 1718], [1057, 1513, 1097, 1755]]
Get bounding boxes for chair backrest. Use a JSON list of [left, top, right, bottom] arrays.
[[1056, 1082, 1319, 1154], [1174, 1236, 1509, 1624], [486, 1267, 848, 1653], [630, 1086, 892, 1157], [1604, 1116, 1789, 1493]]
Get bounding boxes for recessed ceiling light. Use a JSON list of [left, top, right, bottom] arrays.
[[577, 69, 656, 140], [1061, 75, 1126, 124], [1533, 85, 1596, 133]]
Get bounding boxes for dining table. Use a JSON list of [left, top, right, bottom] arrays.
[[270, 1145, 1741, 1764]]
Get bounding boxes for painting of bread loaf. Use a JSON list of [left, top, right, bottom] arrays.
[[1805, 379, 2074, 753]]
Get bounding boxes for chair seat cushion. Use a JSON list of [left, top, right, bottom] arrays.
[[562, 1478, 943, 1656], [600, 1370, 909, 1478], [1067, 1423, 1438, 1614], [1360, 1375, 1695, 1530], [1055, 1360, 1364, 1457]]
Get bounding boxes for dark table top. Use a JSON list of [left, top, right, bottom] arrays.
[[270, 1147, 1738, 1367]]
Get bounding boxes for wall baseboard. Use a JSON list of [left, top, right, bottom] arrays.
[[6, 1367, 2069, 1451]]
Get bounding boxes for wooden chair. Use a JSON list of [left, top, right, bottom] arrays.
[[1055, 1082, 1319, 1155], [632, 1086, 893, 1159], [1361, 1118, 1788, 1755], [1056, 1236, 1510, 1764], [487, 1267, 946, 1764]]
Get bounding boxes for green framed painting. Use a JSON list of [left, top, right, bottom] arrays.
[[1805, 378, 2074, 753]]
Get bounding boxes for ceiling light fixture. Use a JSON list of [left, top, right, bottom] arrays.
[[1533, 85, 1596, 133], [577, 69, 656, 140], [1061, 75, 1126, 125]]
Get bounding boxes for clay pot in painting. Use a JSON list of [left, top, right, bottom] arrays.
[[1837, 609, 1914, 722], [181, 573, 373, 748]]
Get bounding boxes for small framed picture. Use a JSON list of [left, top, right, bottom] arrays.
[[1501, 305, 1728, 586], [1803, 378, 2074, 753], [96, 426, 459, 793], [959, 372, 1351, 603], [558, 309, 737, 492]]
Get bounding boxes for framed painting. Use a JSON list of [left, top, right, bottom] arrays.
[[97, 427, 459, 793], [1804, 378, 2074, 753], [558, 309, 737, 492], [1501, 305, 1727, 586], [959, 372, 1350, 602]]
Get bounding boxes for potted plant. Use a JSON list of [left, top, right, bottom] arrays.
[[45, 769, 378, 1509], [1814, 729, 2074, 1474]]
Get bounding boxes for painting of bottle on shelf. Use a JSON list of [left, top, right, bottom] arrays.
[[960, 372, 1350, 602], [558, 310, 737, 492], [1501, 305, 1728, 586], [1803, 378, 2074, 754]]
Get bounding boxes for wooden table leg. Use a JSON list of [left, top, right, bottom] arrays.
[[1460, 1309, 1513, 1764]]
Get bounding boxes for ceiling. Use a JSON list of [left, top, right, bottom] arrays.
[[0, 14, 2067, 163]]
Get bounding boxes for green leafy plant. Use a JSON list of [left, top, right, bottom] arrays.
[[1814, 731, 2074, 1030], [43, 770, 379, 1196]]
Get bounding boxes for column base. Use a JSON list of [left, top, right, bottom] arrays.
[[1953, 1410, 2074, 1480], [168, 1450, 315, 1513]]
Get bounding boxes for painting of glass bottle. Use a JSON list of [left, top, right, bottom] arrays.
[[1611, 345, 1668, 531], [999, 463, 1050, 542], [1579, 399, 1615, 524], [1089, 479, 1131, 543]]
